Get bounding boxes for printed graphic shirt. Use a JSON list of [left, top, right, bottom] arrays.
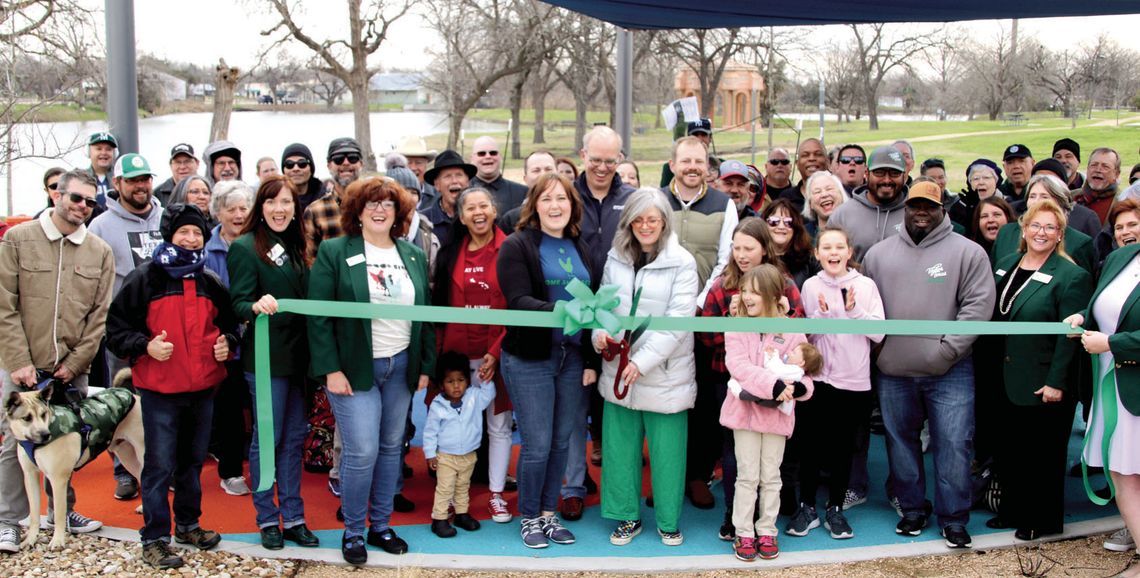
[[365, 241, 415, 358], [540, 233, 589, 345]]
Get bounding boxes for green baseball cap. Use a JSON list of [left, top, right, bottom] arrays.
[[88, 131, 118, 147], [114, 153, 156, 179]]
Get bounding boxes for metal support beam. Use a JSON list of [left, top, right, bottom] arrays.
[[616, 28, 633, 157], [105, 0, 139, 153]]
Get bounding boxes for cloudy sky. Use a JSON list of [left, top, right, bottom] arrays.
[[130, 3, 1140, 73]]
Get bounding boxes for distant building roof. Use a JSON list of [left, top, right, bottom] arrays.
[[369, 73, 422, 92]]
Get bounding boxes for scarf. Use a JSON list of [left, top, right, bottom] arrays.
[[152, 241, 207, 279]]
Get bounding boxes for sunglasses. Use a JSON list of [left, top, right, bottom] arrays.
[[283, 159, 311, 170], [68, 192, 98, 209], [766, 216, 794, 228], [767, 159, 791, 166], [330, 154, 361, 165], [475, 150, 500, 157], [839, 156, 865, 165], [47, 182, 58, 191]]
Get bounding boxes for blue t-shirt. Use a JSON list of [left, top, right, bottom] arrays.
[[539, 233, 589, 345]]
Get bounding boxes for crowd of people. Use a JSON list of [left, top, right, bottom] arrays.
[[0, 119, 1136, 575]]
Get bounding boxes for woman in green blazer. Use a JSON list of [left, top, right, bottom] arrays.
[[988, 200, 1092, 541], [990, 174, 1096, 276], [307, 176, 435, 566], [1066, 240, 1140, 575], [227, 176, 317, 550]]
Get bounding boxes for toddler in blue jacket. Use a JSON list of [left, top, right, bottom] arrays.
[[423, 351, 496, 538]]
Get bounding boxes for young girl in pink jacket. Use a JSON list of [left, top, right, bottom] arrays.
[[720, 264, 813, 562], [790, 226, 885, 541]]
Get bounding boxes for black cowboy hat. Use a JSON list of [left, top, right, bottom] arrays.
[[424, 149, 477, 184]]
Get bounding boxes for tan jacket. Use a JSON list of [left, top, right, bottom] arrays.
[[0, 212, 114, 375]]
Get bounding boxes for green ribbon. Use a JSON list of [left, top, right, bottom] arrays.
[[1082, 353, 1118, 505], [251, 298, 1080, 491]]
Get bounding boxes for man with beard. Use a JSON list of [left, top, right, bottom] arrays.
[[835, 144, 868, 194], [1073, 147, 1122, 224], [718, 159, 756, 219], [470, 136, 527, 212], [422, 149, 475, 247], [202, 141, 243, 187], [86, 132, 118, 207], [999, 144, 1034, 201], [154, 144, 200, 208], [280, 143, 324, 215], [764, 148, 796, 200], [0, 170, 115, 552], [1053, 138, 1085, 190], [302, 137, 364, 260], [396, 136, 439, 211], [828, 146, 910, 261], [863, 181, 995, 550], [778, 138, 828, 212], [659, 119, 713, 187]]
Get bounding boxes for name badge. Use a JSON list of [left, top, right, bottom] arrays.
[[346, 253, 365, 267], [267, 244, 288, 267], [996, 268, 1007, 277], [1031, 271, 1053, 284]]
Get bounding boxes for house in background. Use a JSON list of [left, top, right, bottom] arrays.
[[369, 73, 434, 107]]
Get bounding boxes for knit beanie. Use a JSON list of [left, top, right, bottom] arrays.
[[161, 204, 211, 243], [281, 143, 315, 169]]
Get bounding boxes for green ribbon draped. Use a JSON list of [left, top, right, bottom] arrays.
[[1081, 353, 1118, 505], [251, 298, 1079, 492]]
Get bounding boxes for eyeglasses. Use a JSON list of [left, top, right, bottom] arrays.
[[475, 150, 500, 158], [587, 156, 619, 168], [969, 175, 996, 183], [839, 156, 865, 165], [47, 182, 58, 191], [1026, 222, 1059, 234], [767, 159, 791, 166], [330, 154, 361, 165], [283, 159, 311, 170], [766, 216, 794, 228], [871, 168, 903, 178], [632, 216, 663, 228], [364, 200, 396, 211], [67, 192, 98, 209]]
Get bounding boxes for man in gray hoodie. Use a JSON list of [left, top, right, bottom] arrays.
[[828, 146, 909, 261], [862, 181, 996, 550]]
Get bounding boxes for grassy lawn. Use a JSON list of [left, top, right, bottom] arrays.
[[440, 108, 1140, 192], [12, 103, 107, 122]]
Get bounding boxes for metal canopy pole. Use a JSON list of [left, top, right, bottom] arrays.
[[105, 0, 139, 153], [616, 27, 633, 158]]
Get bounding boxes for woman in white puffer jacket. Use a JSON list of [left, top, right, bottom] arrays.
[[590, 187, 699, 548]]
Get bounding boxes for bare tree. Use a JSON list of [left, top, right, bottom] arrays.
[[659, 28, 762, 121], [848, 23, 938, 130], [529, 56, 561, 144], [632, 31, 673, 131], [957, 25, 1024, 121], [553, 12, 614, 150], [261, 0, 413, 170], [421, 0, 552, 150], [255, 51, 303, 102], [923, 29, 969, 120], [208, 59, 240, 143], [310, 64, 348, 110], [819, 44, 862, 123], [1025, 40, 1086, 128]]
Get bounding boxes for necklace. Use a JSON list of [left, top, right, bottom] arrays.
[[998, 259, 1039, 316]]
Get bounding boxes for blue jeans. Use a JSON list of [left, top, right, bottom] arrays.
[[245, 373, 307, 529], [138, 388, 215, 544], [325, 352, 412, 538], [561, 386, 591, 499], [878, 356, 975, 529], [501, 345, 584, 518]]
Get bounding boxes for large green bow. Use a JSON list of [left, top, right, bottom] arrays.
[[553, 278, 623, 336]]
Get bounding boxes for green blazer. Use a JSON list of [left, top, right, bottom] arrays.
[[227, 232, 310, 377], [307, 235, 435, 392], [1083, 243, 1140, 415], [991, 222, 1095, 276], [994, 251, 1092, 405]]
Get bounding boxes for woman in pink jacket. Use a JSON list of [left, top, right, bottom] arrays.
[[720, 264, 813, 562], [790, 227, 884, 541]]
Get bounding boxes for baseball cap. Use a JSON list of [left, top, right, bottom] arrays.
[[1003, 144, 1032, 161], [88, 131, 118, 147], [868, 146, 906, 172], [327, 137, 362, 159], [114, 153, 156, 179], [719, 159, 749, 180], [906, 181, 943, 206], [687, 118, 712, 136], [169, 143, 195, 161]]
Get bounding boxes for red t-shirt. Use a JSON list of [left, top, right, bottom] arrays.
[[441, 239, 506, 359]]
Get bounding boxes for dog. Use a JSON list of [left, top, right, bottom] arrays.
[[4, 376, 144, 551]]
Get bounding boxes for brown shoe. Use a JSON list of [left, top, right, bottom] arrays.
[[688, 480, 715, 509], [561, 496, 584, 521]]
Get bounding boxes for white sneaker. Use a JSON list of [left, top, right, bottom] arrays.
[[18, 511, 102, 533], [1104, 527, 1135, 552], [220, 476, 251, 496], [488, 493, 512, 523], [0, 525, 18, 553]]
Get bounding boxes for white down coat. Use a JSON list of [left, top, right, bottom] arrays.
[[596, 234, 698, 414]]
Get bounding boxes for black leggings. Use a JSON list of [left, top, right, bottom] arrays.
[[795, 381, 871, 509]]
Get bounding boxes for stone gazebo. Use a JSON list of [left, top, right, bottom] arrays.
[[674, 62, 764, 131]]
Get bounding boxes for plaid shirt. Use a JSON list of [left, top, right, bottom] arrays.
[[699, 275, 805, 374], [303, 189, 342, 261]]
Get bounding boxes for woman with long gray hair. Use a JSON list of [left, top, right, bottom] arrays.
[[589, 187, 699, 547]]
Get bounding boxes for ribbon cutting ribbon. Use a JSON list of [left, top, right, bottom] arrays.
[[251, 297, 1079, 492]]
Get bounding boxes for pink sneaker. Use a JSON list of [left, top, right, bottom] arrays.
[[757, 534, 779, 559], [734, 536, 757, 561], [488, 493, 512, 523]]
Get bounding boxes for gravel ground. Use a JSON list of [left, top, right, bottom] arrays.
[[0, 532, 1135, 578]]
